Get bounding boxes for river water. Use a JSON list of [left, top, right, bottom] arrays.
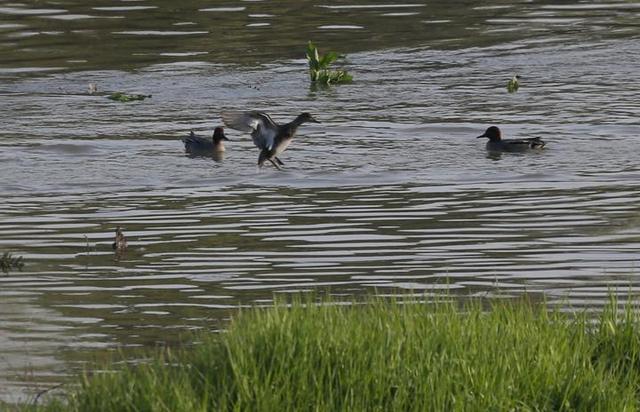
[[1, 0, 640, 404]]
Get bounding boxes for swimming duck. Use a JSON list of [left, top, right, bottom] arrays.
[[112, 226, 127, 252], [222, 111, 319, 169], [476, 126, 545, 152], [183, 127, 229, 153]]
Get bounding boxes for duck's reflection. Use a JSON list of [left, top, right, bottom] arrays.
[[185, 151, 226, 162]]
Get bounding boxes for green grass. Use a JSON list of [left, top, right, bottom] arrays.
[[33, 295, 640, 411]]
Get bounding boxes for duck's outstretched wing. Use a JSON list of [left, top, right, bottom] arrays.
[[222, 111, 277, 132], [221, 111, 278, 150]]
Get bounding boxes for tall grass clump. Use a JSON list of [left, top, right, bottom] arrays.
[[35, 295, 640, 411], [306, 41, 352, 85]]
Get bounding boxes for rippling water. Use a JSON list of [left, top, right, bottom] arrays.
[[2, 0, 640, 404]]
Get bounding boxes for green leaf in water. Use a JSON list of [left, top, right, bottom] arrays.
[[306, 41, 352, 85], [507, 74, 520, 93]]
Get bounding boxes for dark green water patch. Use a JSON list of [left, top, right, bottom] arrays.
[[1, 0, 639, 77]]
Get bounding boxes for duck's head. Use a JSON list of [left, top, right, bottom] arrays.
[[213, 127, 229, 142], [476, 126, 502, 141], [297, 112, 320, 124]]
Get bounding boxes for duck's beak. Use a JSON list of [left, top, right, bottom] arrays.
[[476, 133, 487, 139], [309, 116, 320, 123], [222, 135, 230, 141]]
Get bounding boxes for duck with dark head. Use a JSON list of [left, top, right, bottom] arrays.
[[183, 127, 230, 155], [476, 126, 546, 152]]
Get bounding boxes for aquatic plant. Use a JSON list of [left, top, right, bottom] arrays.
[[107, 92, 152, 102], [306, 41, 352, 85], [507, 74, 520, 93], [32, 295, 640, 411], [1, 252, 24, 273]]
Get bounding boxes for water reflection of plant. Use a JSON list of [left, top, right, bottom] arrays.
[[1, 252, 24, 273], [306, 41, 352, 85], [107, 92, 152, 102]]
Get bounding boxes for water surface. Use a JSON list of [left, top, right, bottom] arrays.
[[1, 0, 640, 404]]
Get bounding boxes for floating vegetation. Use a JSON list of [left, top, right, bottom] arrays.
[[1, 252, 24, 273], [107, 92, 152, 102], [306, 41, 352, 85], [507, 74, 521, 93]]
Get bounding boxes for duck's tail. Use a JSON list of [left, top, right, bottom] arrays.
[[530, 137, 546, 149]]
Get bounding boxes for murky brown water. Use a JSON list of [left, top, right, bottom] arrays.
[[2, 0, 640, 404]]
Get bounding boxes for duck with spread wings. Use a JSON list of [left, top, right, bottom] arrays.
[[222, 111, 319, 169]]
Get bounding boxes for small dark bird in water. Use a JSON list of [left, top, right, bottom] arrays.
[[476, 126, 545, 152], [221, 111, 319, 169], [182, 127, 229, 154], [112, 226, 127, 251]]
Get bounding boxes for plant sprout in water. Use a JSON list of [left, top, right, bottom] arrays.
[[507, 74, 521, 93], [306, 41, 352, 85]]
